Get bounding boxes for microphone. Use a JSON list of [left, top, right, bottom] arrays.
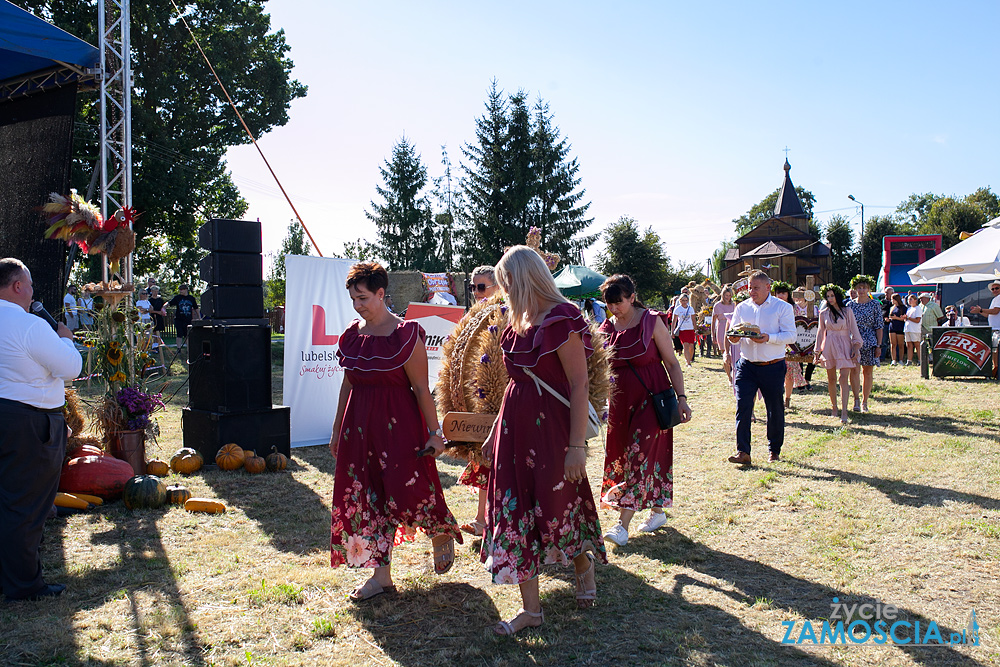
[[30, 301, 60, 332]]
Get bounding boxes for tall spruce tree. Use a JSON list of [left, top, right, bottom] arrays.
[[531, 97, 594, 261], [459, 82, 594, 266], [366, 137, 437, 270], [459, 82, 511, 265]]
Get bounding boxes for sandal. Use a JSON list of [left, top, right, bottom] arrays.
[[574, 553, 597, 609], [460, 520, 485, 537], [494, 608, 544, 636], [349, 578, 396, 602], [432, 534, 455, 575]]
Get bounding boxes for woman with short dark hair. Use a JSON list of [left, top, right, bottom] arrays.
[[329, 262, 462, 601]]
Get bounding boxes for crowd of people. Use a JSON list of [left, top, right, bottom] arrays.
[[60, 278, 201, 351], [5, 248, 997, 625], [322, 255, 1000, 635]]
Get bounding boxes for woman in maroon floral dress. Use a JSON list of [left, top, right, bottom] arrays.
[[598, 275, 691, 547], [483, 246, 606, 636], [329, 262, 462, 601]]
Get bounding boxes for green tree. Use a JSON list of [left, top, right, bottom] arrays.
[[338, 238, 381, 264], [23, 0, 307, 282], [431, 146, 458, 271], [824, 214, 859, 287], [733, 186, 818, 237], [531, 97, 595, 261], [459, 81, 510, 265], [963, 187, 1000, 223], [860, 214, 903, 280], [711, 240, 737, 283], [459, 82, 595, 266], [264, 219, 311, 308], [595, 216, 670, 303], [366, 136, 437, 270], [896, 192, 942, 227], [921, 198, 988, 249]]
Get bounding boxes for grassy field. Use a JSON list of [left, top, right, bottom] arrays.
[[1, 349, 998, 666]]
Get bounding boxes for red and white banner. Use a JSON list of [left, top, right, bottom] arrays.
[[404, 302, 465, 387], [283, 255, 357, 447]]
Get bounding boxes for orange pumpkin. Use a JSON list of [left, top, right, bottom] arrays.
[[184, 497, 226, 514], [145, 459, 169, 477], [243, 450, 266, 474], [170, 447, 203, 474], [265, 446, 288, 472], [165, 485, 192, 505], [215, 443, 245, 471]]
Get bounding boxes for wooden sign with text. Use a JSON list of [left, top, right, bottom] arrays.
[[442, 412, 497, 443]]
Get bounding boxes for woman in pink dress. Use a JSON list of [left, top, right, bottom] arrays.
[[483, 246, 606, 636], [598, 275, 691, 548], [329, 262, 462, 601], [713, 287, 737, 385], [813, 284, 863, 424]]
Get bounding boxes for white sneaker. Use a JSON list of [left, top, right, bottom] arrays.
[[603, 523, 628, 546], [637, 511, 667, 533]]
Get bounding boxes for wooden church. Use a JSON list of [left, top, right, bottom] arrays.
[[720, 160, 832, 286]]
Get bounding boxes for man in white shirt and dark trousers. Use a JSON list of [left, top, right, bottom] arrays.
[[726, 271, 796, 464], [0, 258, 82, 601], [970, 279, 1000, 378]]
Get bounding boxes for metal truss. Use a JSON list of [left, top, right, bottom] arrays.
[[98, 0, 132, 282]]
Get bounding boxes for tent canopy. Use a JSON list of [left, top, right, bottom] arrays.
[[908, 217, 1000, 284], [553, 264, 606, 297], [0, 0, 99, 99]]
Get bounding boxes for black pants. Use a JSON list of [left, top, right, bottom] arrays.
[[734, 358, 786, 456], [0, 400, 65, 599]]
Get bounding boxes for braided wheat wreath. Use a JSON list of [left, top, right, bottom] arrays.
[[436, 295, 612, 465]]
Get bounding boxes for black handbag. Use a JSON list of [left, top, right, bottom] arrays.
[[626, 360, 682, 430]]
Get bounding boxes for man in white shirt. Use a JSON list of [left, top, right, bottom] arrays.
[[0, 258, 82, 601], [63, 285, 79, 330], [970, 279, 1000, 377], [726, 271, 796, 464]]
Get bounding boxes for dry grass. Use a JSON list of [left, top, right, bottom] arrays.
[[2, 350, 998, 666]]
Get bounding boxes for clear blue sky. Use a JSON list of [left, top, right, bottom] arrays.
[[225, 0, 999, 272]]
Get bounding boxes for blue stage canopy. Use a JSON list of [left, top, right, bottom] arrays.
[[0, 0, 99, 99]]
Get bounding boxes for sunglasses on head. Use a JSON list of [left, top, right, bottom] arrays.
[[471, 282, 492, 293]]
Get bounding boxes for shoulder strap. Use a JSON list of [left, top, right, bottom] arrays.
[[625, 359, 654, 397], [523, 367, 571, 409]]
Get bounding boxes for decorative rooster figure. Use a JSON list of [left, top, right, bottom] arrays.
[[42, 192, 137, 275], [525, 226, 560, 272]]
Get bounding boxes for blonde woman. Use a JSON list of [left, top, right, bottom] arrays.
[[483, 246, 606, 635]]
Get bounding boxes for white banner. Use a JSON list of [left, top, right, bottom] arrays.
[[403, 302, 465, 387], [283, 255, 357, 447]]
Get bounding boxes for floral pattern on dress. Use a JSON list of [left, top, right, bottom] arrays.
[[459, 460, 489, 490], [482, 303, 607, 584], [598, 310, 675, 511], [848, 299, 883, 367]]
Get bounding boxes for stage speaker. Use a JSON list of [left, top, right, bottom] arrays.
[[201, 286, 264, 320], [199, 252, 263, 286], [182, 405, 290, 463], [198, 218, 262, 254], [188, 325, 272, 412]]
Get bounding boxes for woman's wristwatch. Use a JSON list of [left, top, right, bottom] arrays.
[[430, 427, 444, 438]]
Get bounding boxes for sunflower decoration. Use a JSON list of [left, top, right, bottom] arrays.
[[79, 297, 164, 439], [106, 343, 123, 366]]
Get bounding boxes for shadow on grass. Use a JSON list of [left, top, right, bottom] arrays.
[[347, 581, 500, 665], [203, 445, 332, 555], [0, 507, 205, 666], [785, 462, 1000, 511], [616, 528, 986, 667]]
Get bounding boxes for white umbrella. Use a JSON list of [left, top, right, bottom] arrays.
[[908, 216, 1000, 284]]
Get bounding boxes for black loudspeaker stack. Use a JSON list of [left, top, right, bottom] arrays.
[[182, 218, 290, 462]]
